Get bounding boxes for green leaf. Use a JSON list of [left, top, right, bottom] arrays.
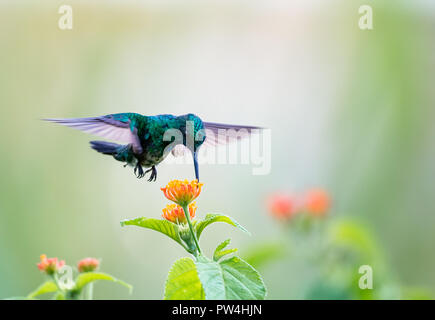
[[121, 217, 182, 246], [74, 272, 132, 294], [27, 281, 58, 299], [52, 292, 66, 300], [242, 241, 285, 269], [195, 214, 250, 239], [164, 257, 205, 300], [213, 239, 238, 262], [328, 220, 382, 263], [195, 255, 266, 300]]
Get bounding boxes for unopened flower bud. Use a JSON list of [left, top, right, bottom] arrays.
[[77, 257, 100, 273]]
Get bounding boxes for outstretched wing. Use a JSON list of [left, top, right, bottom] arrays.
[[44, 115, 143, 154], [170, 121, 263, 158], [202, 121, 263, 147]]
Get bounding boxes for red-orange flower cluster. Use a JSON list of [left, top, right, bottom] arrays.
[[267, 188, 331, 220], [303, 189, 330, 217], [37, 254, 65, 275], [161, 179, 203, 207], [267, 193, 295, 220], [77, 257, 100, 273], [162, 202, 197, 224]]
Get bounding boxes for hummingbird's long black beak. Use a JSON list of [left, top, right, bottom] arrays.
[[193, 151, 199, 181]]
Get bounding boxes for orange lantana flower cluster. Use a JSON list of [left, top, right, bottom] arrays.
[[162, 203, 197, 224], [161, 179, 203, 207], [160, 179, 202, 224], [37, 254, 65, 275]]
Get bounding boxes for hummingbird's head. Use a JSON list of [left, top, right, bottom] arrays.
[[177, 113, 205, 180], [177, 113, 206, 151]]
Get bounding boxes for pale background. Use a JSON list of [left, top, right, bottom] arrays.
[[0, 0, 434, 299]]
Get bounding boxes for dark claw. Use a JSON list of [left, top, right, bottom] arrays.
[[134, 164, 144, 179], [152, 166, 157, 181], [145, 166, 157, 182]]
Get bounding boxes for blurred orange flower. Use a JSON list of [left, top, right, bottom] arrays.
[[267, 193, 295, 220], [37, 254, 65, 275], [77, 257, 100, 273], [303, 189, 331, 216], [161, 179, 203, 207], [162, 202, 197, 224]]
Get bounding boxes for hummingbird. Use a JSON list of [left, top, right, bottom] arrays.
[[45, 113, 261, 181]]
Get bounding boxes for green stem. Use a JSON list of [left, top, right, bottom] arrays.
[[51, 273, 63, 292], [179, 240, 192, 254], [85, 283, 94, 300], [182, 204, 202, 256]]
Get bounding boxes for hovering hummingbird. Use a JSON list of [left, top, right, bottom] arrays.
[[45, 113, 261, 181]]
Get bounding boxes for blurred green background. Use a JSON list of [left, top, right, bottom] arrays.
[[0, 0, 434, 299]]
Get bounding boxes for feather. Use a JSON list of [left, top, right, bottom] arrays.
[[203, 122, 263, 146], [44, 116, 143, 154]]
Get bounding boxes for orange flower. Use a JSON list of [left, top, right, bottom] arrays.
[[267, 193, 295, 220], [77, 257, 100, 273], [161, 179, 203, 207], [37, 254, 65, 275], [303, 189, 331, 216], [162, 202, 197, 224]]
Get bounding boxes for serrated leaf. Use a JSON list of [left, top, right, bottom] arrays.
[[121, 217, 183, 246], [27, 281, 58, 299], [195, 214, 249, 239], [74, 272, 132, 294], [215, 239, 231, 252], [164, 257, 205, 300], [195, 255, 266, 300], [213, 239, 238, 262]]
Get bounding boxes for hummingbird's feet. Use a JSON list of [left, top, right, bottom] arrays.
[[134, 164, 156, 181], [134, 164, 145, 178], [145, 166, 157, 182]]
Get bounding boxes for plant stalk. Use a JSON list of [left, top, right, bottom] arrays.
[[182, 204, 202, 256], [85, 283, 94, 300]]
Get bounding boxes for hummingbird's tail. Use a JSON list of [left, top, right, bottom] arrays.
[[90, 141, 122, 155], [90, 141, 136, 165]]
